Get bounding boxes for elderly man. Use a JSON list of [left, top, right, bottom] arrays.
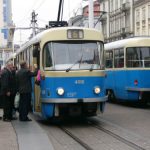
[[1, 62, 14, 121], [16, 61, 38, 121]]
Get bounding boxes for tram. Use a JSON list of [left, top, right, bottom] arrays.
[[8, 27, 107, 119], [105, 37, 150, 104]]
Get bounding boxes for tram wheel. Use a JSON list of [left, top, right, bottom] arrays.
[[138, 92, 149, 107]]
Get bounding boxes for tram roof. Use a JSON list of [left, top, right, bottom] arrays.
[[105, 37, 150, 50], [16, 27, 104, 55]]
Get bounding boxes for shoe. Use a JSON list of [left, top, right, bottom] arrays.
[[3, 118, 11, 122], [12, 117, 17, 120], [26, 118, 32, 121], [19, 118, 32, 121]]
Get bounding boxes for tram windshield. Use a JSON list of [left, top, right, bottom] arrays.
[[43, 41, 104, 70], [126, 47, 150, 68]]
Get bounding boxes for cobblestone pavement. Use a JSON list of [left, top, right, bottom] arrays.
[[0, 109, 18, 150]]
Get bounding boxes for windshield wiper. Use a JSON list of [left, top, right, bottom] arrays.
[[66, 54, 83, 72], [66, 60, 79, 72]]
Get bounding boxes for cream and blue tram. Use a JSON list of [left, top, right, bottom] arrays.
[[105, 37, 150, 104], [13, 27, 107, 119]]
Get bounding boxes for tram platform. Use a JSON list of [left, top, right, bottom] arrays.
[[0, 109, 54, 150]]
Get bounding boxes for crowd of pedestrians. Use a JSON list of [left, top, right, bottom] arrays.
[[0, 61, 38, 122]]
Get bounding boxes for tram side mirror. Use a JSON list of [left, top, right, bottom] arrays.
[[33, 48, 38, 57]]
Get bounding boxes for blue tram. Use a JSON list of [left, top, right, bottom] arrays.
[[105, 37, 150, 104], [9, 27, 107, 119]]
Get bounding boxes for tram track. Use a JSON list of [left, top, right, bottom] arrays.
[[31, 113, 148, 150], [59, 126, 94, 150], [58, 119, 147, 150], [87, 120, 146, 150]]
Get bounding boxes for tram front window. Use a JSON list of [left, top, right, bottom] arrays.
[[126, 47, 150, 68], [47, 41, 103, 70]]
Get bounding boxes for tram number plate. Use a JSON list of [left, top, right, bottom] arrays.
[[75, 80, 85, 84]]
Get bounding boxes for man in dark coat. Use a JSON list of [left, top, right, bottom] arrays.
[[11, 66, 17, 118], [16, 61, 38, 121], [1, 62, 14, 121]]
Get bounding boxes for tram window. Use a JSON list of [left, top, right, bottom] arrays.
[[126, 47, 150, 68], [43, 44, 52, 68], [42, 41, 103, 71], [51, 41, 101, 70], [27, 48, 30, 66], [29, 47, 33, 65], [114, 49, 124, 68], [105, 51, 113, 68]]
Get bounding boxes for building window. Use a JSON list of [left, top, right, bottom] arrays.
[[1, 29, 8, 39], [136, 26, 140, 36], [136, 9, 140, 22], [120, 15, 124, 28], [0, 52, 2, 59], [3, 6, 7, 22], [115, 0, 118, 10], [110, 0, 113, 12], [148, 24, 150, 35], [148, 5, 150, 19], [103, 2, 105, 11], [142, 26, 146, 35], [142, 7, 146, 21]]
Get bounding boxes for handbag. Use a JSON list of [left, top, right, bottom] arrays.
[[14, 92, 20, 109], [35, 70, 41, 85]]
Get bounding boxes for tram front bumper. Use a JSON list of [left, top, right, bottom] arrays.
[[41, 96, 108, 104]]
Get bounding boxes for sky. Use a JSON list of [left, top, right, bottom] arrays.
[[12, 0, 88, 44]]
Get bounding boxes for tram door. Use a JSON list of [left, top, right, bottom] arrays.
[[33, 44, 41, 112]]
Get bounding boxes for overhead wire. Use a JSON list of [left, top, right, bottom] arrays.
[[14, 0, 38, 25], [34, 0, 47, 11]]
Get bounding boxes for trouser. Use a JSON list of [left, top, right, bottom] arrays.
[[19, 93, 31, 120], [0, 95, 3, 108], [3, 95, 13, 120]]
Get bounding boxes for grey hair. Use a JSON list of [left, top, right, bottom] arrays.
[[6, 61, 13, 66]]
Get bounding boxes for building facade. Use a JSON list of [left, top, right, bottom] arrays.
[[99, 0, 134, 42], [0, 0, 14, 68], [68, 1, 101, 30], [134, 0, 150, 36]]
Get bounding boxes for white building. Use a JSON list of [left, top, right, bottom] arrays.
[[99, 0, 134, 42], [134, 0, 150, 36]]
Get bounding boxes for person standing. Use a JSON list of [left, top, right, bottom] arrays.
[[1, 62, 14, 121], [11, 66, 17, 119], [16, 61, 38, 121]]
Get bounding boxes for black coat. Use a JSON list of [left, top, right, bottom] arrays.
[[11, 70, 17, 95], [0, 73, 2, 95], [16, 68, 38, 94], [0, 68, 14, 95]]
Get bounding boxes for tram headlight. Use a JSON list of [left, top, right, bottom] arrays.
[[94, 86, 101, 94], [57, 87, 65, 96]]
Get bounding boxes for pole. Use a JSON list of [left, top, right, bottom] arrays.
[[57, 0, 63, 22], [89, 0, 94, 28], [31, 11, 38, 37], [12, 39, 15, 65], [2, 49, 5, 66]]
